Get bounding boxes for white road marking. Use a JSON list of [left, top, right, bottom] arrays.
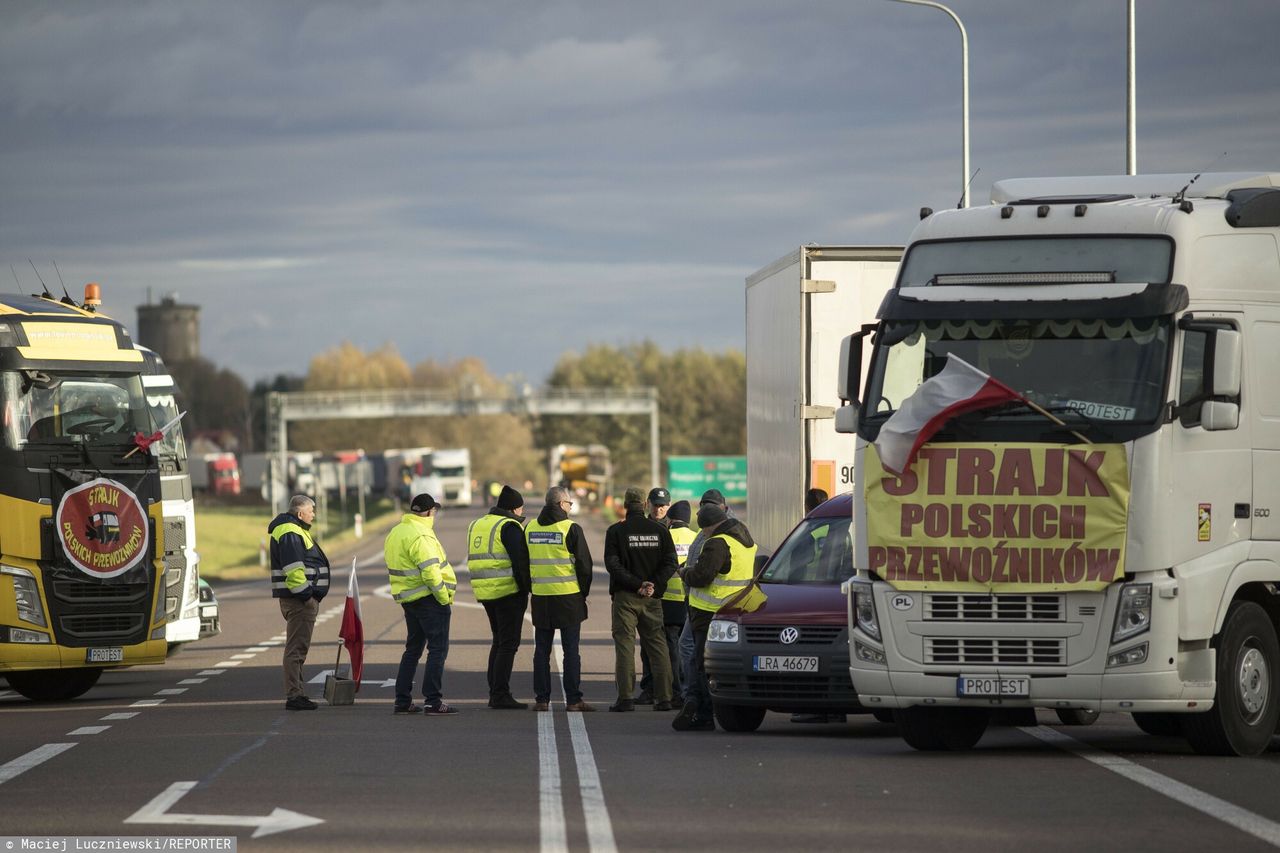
[[197, 670, 226, 676], [131, 699, 165, 707], [0, 743, 76, 786], [538, 712, 567, 853], [1023, 726, 1280, 847], [230, 654, 256, 660], [101, 712, 139, 721], [259, 641, 283, 647], [551, 632, 617, 853], [178, 679, 207, 685], [155, 688, 187, 696], [124, 780, 324, 839], [213, 661, 243, 667], [245, 647, 269, 652], [68, 725, 111, 736]]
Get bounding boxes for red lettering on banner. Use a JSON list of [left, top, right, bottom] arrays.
[[1039, 449, 1064, 495], [882, 469, 917, 496], [1059, 506, 1086, 539], [923, 504, 947, 537], [869, 547, 887, 572], [941, 548, 971, 582], [995, 448, 1036, 495], [956, 448, 996, 495], [1031, 504, 1056, 539], [1067, 450, 1109, 497], [967, 504, 991, 538], [920, 448, 955, 495], [900, 504, 924, 536], [886, 547, 905, 578]]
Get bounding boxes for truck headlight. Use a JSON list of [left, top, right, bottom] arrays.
[[1112, 583, 1152, 643], [2, 565, 47, 628], [1107, 643, 1148, 667], [708, 619, 739, 644], [854, 585, 881, 642]]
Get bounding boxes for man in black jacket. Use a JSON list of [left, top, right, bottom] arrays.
[[604, 489, 677, 711]]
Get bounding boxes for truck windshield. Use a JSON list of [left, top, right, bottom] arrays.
[[1, 370, 153, 449], [865, 317, 1171, 427], [898, 236, 1173, 287], [759, 515, 854, 585], [142, 384, 187, 461], [433, 466, 466, 477]]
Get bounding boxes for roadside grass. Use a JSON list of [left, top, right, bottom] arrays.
[[195, 498, 398, 580]]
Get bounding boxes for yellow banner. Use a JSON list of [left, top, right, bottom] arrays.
[[864, 442, 1129, 592], [17, 321, 141, 362]]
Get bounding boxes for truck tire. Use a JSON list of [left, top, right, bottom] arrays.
[[1131, 712, 1182, 737], [6, 668, 102, 701], [1055, 708, 1100, 726], [895, 707, 989, 751], [1183, 601, 1280, 756], [712, 702, 766, 733]]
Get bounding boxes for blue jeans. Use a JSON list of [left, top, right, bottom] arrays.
[[678, 615, 696, 702], [533, 623, 582, 704], [395, 597, 451, 707]]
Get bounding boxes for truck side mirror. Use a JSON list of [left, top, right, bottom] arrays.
[[1210, 329, 1242, 398], [1200, 400, 1239, 431], [835, 402, 860, 434], [837, 333, 861, 403]]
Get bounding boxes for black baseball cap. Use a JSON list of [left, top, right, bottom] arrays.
[[410, 493, 439, 512], [647, 487, 671, 506], [700, 489, 726, 506]]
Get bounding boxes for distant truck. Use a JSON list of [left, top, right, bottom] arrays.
[[411, 448, 471, 506], [190, 452, 240, 496], [745, 245, 902, 552], [549, 443, 611, 505]]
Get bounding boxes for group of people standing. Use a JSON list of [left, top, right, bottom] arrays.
[[268, 482, 757, 732]]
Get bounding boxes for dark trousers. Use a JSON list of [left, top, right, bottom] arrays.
[[685, 608, 715, 719], [640, 623, 685, 700], [482, 593, 528, 699], [395, 596, 451, 707], [533, 623, 582, 704]]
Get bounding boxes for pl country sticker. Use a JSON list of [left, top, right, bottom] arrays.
[[56, 477, 150, 579]]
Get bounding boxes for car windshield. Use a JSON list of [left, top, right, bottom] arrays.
[[898, 236, 1173, 287], [2, 370, 153, 449], [760, 515, 854, 585], [865, 317, 1171, 427]]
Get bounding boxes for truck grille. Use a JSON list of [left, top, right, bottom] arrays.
[[51, 579, 150, 604], [59, 613, 146, 640], [925, 594, 1063, 622], [743, 625, 843, 645], [925, 637, 1065, 666]]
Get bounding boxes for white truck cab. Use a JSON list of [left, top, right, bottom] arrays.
[[838, 172, 1280, 755]]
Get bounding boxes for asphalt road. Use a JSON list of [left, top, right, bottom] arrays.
[[4, 506, 1280, 852]]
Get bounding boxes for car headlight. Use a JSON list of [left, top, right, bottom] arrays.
[[1112, 583, 1152, 643], [854, 584, 880, 642], [708, 619, 739, 644], [2, 565, 47, 628]]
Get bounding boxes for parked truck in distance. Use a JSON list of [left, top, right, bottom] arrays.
[[746, 245, 902, 552], [411, 448, 471, 506], [190, 451, 240, 496], [549, 443, 612, 507]]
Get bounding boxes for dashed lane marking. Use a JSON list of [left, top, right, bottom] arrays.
[[131, 699, 166, 707], [0, 743, 76, 786], [197, 670, 225, 676], [68, 726, 111, 736], [101, 713, 139, 721], [155, 688, 188, 696], [178, 679, 207, 685]]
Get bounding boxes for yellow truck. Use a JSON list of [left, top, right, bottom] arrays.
[[0, 285, 168, 700]]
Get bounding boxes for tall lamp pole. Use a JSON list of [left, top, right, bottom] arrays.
[[886, 0, 970, 207], [1127, 0, 1137, 175]]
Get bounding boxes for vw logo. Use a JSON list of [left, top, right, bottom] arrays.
[[779, 627, 800, 645]]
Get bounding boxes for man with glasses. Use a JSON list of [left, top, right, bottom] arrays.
[[525, 486, 596, 712]]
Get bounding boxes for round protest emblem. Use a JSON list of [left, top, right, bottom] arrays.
[[55, 477, 150, 579]]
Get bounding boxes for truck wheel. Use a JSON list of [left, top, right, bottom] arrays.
[[712, 702, 766, 733], [1055, 708, 1100, 726], [894, 707, 989, 751], [1183, 601, 1280, 756], [6, 668, 103, 701], [1131, 712, 1182, 737]]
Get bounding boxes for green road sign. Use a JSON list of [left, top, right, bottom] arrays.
[[667, 456, 747, 503]]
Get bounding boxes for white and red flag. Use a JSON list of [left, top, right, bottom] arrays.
[[874, 355, 1022, 474], [338, 557, 364, 689]]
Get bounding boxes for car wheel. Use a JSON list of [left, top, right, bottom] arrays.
[[7, 668, 103, 701], [895, 707, 989, 751], [1184, 601, 1280, 756], [712, 702, 766, 733], [1132, 712, 1182, 737], [1055, 708, 1100, 726]]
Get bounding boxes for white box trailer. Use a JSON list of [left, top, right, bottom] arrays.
[[745, 245, 903, 552]]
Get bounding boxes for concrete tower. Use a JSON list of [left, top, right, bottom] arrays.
[[137, 294, 200, 363]]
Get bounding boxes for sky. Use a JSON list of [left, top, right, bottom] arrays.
[[2, 0, 1278, 385]]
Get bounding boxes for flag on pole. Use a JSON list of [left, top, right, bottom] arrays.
[[874, 355, 1022, 474], [338, 558, 364, 689], [126, 411, 186, 458]]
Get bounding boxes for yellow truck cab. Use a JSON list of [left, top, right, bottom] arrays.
[[0, 286, 168, 700]]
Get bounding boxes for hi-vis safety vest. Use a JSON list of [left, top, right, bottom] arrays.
[[689, 533, 757, 612], [665, 526, 697, 602], [270, 521, 330, 599], [525, 518, 580, 596], [467, 513, 522, 601], [385, 514, 457, 605]]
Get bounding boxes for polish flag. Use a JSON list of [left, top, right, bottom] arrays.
[[874, 355, 1022, 474], [338, 558, 364, 689]]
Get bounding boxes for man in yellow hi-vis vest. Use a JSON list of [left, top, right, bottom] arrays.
[[386, 493, 458, 715], [526, 486, 595, 712], [674, 502, 758, 732], [269, 494, 330, 711], [467, 484, 531, 710]]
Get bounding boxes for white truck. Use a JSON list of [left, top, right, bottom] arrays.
[[837, 172, 1280, 755], [746, 245, 902, 552], [412, 447, 472, 507]]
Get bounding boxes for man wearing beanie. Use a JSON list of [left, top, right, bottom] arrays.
[[467, 484, 532, 709], [674, 500, 757, 732], [676, 489, 735, 711], [604, 487, 677, 711]]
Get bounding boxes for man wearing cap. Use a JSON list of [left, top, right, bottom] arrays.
[[676, 489, 734, 706], [604, 487, 676, 712], [467, 485, 531, 710], [674, 498, 756, 731], [526, 486, 596, 712], [385, 493, 459, 715], [635, 486, 673, 703]]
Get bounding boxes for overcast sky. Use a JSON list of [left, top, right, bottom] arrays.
[[2, 1, 1278, 385]]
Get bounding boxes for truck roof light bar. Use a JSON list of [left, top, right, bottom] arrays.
[[930, 271, 1117, 286]]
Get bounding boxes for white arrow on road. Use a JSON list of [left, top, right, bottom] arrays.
[[125, 781, 324, 839]]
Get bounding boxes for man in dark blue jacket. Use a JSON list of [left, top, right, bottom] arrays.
[[269, 495, 330, 710]]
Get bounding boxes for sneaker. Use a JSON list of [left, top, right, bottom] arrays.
[[425, 702, 459, 715], [608, 699, 635, 712], [489, 695, 529, 710], [285, 696, 318, 711], [534, 702, 550, 712], [633, 689, 655, 705], [565, 701, 596, 712], [671, 703, 697, 730], [653, 700, 673, 712], [393, 703, 423, 715]]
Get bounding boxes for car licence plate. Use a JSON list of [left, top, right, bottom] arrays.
[[86, 647, 124, 663], [956, 675, 1030, 698], [753, 655, 818, 673]]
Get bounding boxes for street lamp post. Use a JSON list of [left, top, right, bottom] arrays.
[[885, 0, 971, 207]]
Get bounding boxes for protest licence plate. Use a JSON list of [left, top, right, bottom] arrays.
[[86, 647, 124, 664], [753, 655, 819, 673], [956, 675, 1029, 698]]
